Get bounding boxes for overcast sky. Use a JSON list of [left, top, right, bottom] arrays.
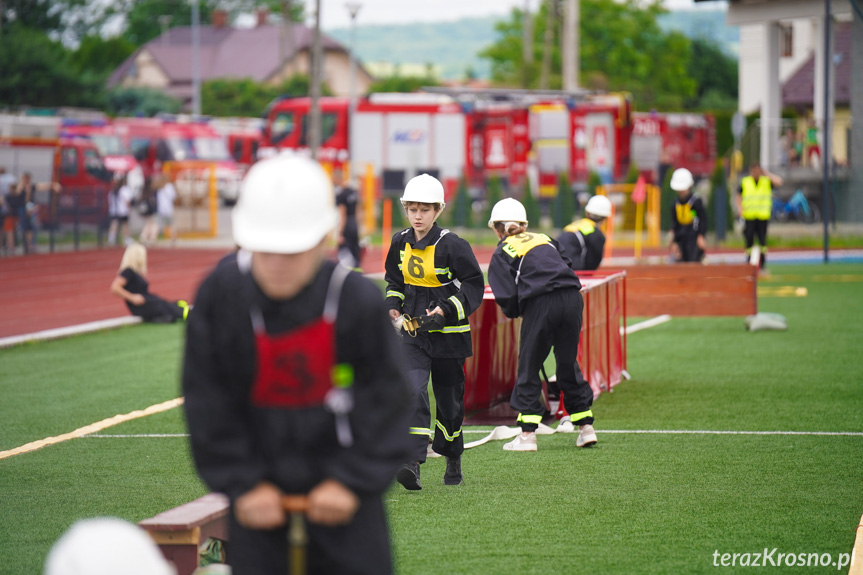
[[319, 0, 727, 29]]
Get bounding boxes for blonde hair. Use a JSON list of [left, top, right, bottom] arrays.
[[493, 221, 527, 237], [119, 242, 147, 275]]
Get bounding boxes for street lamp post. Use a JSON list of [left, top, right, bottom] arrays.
[[191, 0, 201, 116], [346, 3, 362, 111]]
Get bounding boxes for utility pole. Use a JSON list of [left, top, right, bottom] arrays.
[[522, 0, 533, 88], [346, 3, 362, 111], [191, 0, 201, 116], [280, 0, 294, 78], [309, 0, 322, 159], [540, 0, 555, 90], [562, 0, 579, 91]]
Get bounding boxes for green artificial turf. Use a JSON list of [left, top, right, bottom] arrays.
[[1, 264, 861, 574]]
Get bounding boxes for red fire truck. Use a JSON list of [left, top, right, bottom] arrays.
[[0, 115, 113, 227], [60, 120, 138, 176], [114, 116, 243, 204], [631, 112, 716, 181], [261, 91, 715, 198]]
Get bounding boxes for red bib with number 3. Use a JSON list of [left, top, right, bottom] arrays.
[[251, 318, 334, 408]]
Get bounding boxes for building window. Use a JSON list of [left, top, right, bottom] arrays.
[[779, 23, 793, 58]]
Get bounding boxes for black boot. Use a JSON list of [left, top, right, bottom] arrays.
[[444, 457, 462, 486], [396, 462, 422, 490]]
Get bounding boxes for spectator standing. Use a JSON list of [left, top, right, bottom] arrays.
[[333, 167, 361, 270], [486, 198, 597, 452], [667, 168, 708, 263], [10, 172, 59, 255], [0, 167, 16, 255], [384, 174, 484, 489], [183, 156, 411, 575], [156, 174, 177, 246], [558, 194, 611, 271], [138, 178, 159, 245], [107, 175, 135, 246], [736, 163, 783, 270]]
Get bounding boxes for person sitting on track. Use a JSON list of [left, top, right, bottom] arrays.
[[110, 242, 189, 323]]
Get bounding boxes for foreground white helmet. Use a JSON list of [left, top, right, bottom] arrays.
[[670, 168, 694, 192], [401, 173, 446, 208], [488, 198, 528, 228], [232, 155, 337, 254], [585, 195, 612, 218], [45, 518, 176, 575]]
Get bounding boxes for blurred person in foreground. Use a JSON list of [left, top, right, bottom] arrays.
[[44, 517, 176, 575], [667, 168, 707, 263], [558, 194, 611, 271], [486, 198, 597, 452], [110, 242, 190, 323], [183, 155, 411, 575]]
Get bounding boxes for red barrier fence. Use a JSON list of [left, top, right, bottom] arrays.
[[464, 271, 627, 414]]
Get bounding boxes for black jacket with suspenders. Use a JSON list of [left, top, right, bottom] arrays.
[[384, 223, 484, 358], [558, 217, 606, 271], [488, 231, 582, 318]]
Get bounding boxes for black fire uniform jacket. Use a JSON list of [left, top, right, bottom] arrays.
[[488, 231, 582, 318], [558, 217, 606, 271], [671, 193, 708, 262], [183, 255, 412, 575], [384, 223, 484, 358]]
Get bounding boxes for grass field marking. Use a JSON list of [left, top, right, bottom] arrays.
[[598, 429, 863, 437], [757, 286, 809, 297], [85, 434, 190, 438], [0, 397, 184, 461], [0, 316, 141, 350], [623, 314, 672, 335]]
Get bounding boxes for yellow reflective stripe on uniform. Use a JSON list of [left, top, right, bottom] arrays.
[[448, 295, 465, 321], [386, 290, 405, 300], [517, 413, 543, 425], [428, 325, 471, 334], [435, 267, 453, 279], [410, 427, 432, 436], [564, 218, 595, 235], [502, 232, 552, 258], [435, 420, 462, 442], [569, 410, 594, 422]]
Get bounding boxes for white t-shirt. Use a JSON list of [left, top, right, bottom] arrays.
[[112, 185, 134, 218], [157, 182, 176, 218]]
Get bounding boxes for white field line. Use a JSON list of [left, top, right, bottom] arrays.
[[0, 398, 184, 461], [623, 314, 671, 335], [0, 316, 142, 349]]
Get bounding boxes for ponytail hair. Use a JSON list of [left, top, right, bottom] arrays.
[[493, 221, 527, 237]]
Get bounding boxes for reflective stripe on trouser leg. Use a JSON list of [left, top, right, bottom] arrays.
[[403, 344, 434, 464], [430, 357, 466, 458], [552, 288, 595, 425]]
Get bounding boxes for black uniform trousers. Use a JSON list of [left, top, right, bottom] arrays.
[[226, 494, 393, 575], [403, 343, 465, 463], [743, 219, 769, 268], [130, 294, 183, 323], [512, 288, 594, 431], [674, 232, 704, 263], [339, 219, 361, 269]]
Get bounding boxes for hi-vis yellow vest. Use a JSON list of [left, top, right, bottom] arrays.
[[741, 176, 772, 220]]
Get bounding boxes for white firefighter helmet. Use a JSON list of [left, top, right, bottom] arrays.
[[488, 198, 528, 228], [401, 173, 446, 208], [44, 518, 176, 575], [585, 195, 612, 218], [232, 155, 337, 254], [670, 168, 695, 192]]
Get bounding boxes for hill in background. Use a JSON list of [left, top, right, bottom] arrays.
[[326, 9, 737, 81]]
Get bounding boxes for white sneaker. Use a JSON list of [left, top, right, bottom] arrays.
[[576, 424, 597, 448], [556, 419, 576, 433], [503, 432, 537, 452]]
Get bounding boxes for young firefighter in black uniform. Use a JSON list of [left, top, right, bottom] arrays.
[[558, 194, 611, 271], [183, 156, 412, 575], [385, 174, 484, 489], [487, 198, 597, 452], [667, 168, 708, 263], [333, 167, 362, 270]]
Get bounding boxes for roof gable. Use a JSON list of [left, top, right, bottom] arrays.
[[782, 22, 851, 107]]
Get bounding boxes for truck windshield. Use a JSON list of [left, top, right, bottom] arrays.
[[166, 137, 231, 161], [90, 135, 130, 156]]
